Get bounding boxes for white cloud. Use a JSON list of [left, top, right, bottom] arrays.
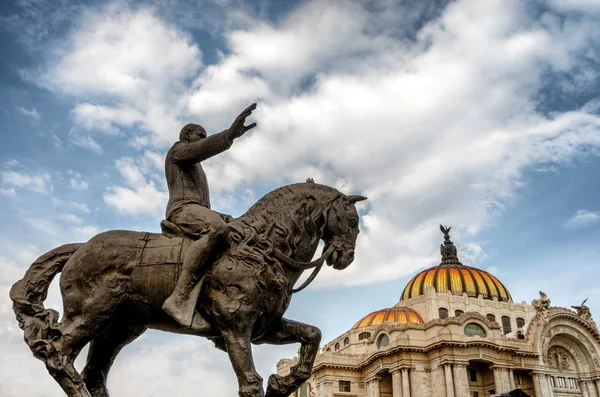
[[26, 0, 600, 287], [42, 4, 202, 147], [67, 170, 88, 190], [58, 213, 84, 224], [104, 157, 167, 216], [69, 132, 103, 153], [565, 209, 600, 229], [1, 170, 52, 194], [0, 188, 16, 197], [15, 106, 41, 122]]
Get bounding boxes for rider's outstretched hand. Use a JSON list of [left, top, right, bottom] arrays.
[[228, 103, 257, 141]]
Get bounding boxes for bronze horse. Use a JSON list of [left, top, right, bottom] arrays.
[[10, 182, 365, 397]]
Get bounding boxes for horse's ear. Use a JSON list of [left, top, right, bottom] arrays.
[[346, 195, 367, 204]]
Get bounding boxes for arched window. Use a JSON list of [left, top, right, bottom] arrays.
[[464, 323, 486, 337], [343, 336, 350, 346], [501, 316, 512, 334], [358, 331, 371, 341], [439, 307, 449, 319], [486, 313, 496, 323], [334, 342, 340, 351], [455, 309, 464, 317], [377, 334, 389, 349], [516, 317, 525, 328]]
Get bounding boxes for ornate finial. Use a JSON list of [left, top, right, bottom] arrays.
[[571, 298, 592, 321], [306, 178, 314, 183], [439, 225, 459, 263], [532, 291, 551, 324]]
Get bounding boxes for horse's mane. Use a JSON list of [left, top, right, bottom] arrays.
[[227, 182, 344, 268]]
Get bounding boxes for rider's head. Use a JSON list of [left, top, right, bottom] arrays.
[[180, 123, 207, 142]]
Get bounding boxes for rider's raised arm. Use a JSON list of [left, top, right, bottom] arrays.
[[171, 129, 233, 164]]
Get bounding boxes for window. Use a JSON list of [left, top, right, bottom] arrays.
[[455, 309, 464, 317], [515, 374, 523, 385], [344, 336, 350, 346], [516, 317, 525, 328], [486, 313, 496, 322], [358, 332, 371, 341], [469, 369, 477, 382], [339, 380, 351, 392], [568, 378, 577, 388], [549, 377, 555, 387], [464, 323, 486, 337], [334, 342, 340, 351], [377, 334, 389, 349], [473, 393, 479, 397], [501, 316, 512, 334], [517, 332, 525, 340], [439, 308, 449, 319], [557, 377, 566, 388]]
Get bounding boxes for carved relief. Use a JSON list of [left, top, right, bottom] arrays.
[[532, 291, 551, 325], [571, 298, 593, 321], [546, 346, 571, 371]]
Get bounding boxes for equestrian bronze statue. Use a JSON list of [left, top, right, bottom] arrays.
[[10, 103, 366, 397]]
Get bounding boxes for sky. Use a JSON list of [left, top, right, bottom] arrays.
[[1, 0, 600, 395]]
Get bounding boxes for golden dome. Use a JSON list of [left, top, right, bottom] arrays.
[[400, 262, 512, 302], [400, 225, 512, 302], [352, 307, 424, 329]]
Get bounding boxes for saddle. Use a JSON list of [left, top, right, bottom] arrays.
[[160, 219, 198, 239]]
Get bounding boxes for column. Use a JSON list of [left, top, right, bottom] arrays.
[[372, 377, 381, 397], [444, 364, 455, 397], [587, 380, 598, 397], [595, 379, 600, 396], [492, 366, 502, 394], [402, 368, 411, 397], [366, 380, 373, 397], [391, 370, 402, 397], [508, 369, 516, 390], [532, 373, 542, 397], [542, 375, 554, 397], [323, 381, 333, 397], [452, 363, 469, 397], [581, 380, 591, 397]]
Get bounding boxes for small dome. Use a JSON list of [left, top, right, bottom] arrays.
[[400, 225, 512, 302], [352, 307, 424, 329]]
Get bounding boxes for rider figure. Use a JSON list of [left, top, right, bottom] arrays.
[[162, 103, 257, 328]]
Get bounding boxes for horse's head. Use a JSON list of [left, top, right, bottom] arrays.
[[322, 194, 366, 270]]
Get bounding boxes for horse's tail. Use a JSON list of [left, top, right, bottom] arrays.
[[9, 243, 83, 360]]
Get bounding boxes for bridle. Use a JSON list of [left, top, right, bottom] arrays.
[[274, 244, 337, 294]]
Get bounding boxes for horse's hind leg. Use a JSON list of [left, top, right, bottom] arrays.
[[45, 315, 113, 397], [255, 318, 321, 397], [46, 277, 124, 396], [82, 321, 147, 397]]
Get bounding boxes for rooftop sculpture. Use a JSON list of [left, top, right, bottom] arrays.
[[10, 104, 366, 397]]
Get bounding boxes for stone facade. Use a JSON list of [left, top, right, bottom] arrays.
[[277, 232, 600, 397]]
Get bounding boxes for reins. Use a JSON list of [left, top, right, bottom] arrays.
[[273, 245, 335, 294]]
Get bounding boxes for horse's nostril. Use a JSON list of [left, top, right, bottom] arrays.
[[348, 249, 355, 258]]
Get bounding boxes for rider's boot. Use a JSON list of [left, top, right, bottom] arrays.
[[163, 239, 210, 329]]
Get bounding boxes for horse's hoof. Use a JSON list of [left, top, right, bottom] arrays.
[[265, 374, 288, 397]]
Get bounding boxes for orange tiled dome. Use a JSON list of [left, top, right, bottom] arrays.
[[400, 225, 512, 302], [400, 262, 512, 302], [352, 307, 424, 329]]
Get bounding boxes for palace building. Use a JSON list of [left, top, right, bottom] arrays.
[[277, 227, 600, 397]]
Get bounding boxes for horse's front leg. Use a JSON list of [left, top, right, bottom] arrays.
[[256, 317, 321, 397], [222, 330, 264, 397]]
